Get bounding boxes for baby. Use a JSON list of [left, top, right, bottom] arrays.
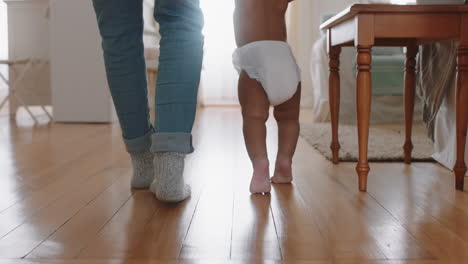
[[233, 0, 301, 194]]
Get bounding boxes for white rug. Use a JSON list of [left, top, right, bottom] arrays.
[[300, 122, 434, 162]]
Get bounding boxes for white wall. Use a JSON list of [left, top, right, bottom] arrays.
[[0, 0, 8, 91], [287, 0, 358, 107], [199, 0, 238, 106], [50, 0, 115, 122], [287, 0, 392, 107]]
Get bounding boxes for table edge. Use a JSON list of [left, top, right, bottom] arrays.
[[320, 4, 468, 30]]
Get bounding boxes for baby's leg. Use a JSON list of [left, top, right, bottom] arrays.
[[271, 84, 301, 184], [238, 71, 271, 194]]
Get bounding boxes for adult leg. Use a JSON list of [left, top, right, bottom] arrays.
[[150, 0, 204, 202], [92, 0, 154, 188]]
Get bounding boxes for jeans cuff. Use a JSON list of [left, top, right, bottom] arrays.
[[150, 132, 194, 154], [123, 130, 153, 153]]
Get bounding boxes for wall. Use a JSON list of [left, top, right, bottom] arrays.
[[5, 0, 51, 115], [199, 0, 238, 106], [50, 0, 115, 122], [0, 1, 8, 91], [287, 0, 391, 107]]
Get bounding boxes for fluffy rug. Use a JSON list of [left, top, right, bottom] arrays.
[[300, 122, 434, 162]]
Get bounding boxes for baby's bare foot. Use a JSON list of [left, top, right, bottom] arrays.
[[271, 160, 293, 184], [250, 159, 271, 194]]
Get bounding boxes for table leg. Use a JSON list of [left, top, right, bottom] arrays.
[[356, 45, 372, 192], [455, 45, 468, 190], [329, 46, 342, 164], [403, 45, 418, 164]]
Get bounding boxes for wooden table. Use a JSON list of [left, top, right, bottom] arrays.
[[320, 4, 468, 192]]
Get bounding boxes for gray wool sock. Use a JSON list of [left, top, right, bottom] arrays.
[[150, 152, 191, 203], [130, 152, 155, 189]]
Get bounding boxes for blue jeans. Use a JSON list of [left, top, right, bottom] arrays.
[[92, 0, 204, 154]]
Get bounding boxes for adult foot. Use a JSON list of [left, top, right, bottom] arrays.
[[130, 152, 155, 189], [150, 152, 191, 203]]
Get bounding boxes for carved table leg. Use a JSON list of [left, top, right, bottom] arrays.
[[403, 45, 418, 164], [329, 46, 342, 164], [455, 45, 468, 190], [356, 45, 372, 192]]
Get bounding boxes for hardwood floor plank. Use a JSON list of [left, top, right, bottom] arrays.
[[125, 156, 207, 259], [349, 162, 468, 261], [0, 139, 128, 240], [0, 257, 457, 264], [270, 184, 330, 261], [0, 167, 127, 258], [26, 169, 134, 258], [122, 141, 209, 260], [18, 126, 121, 190], [230, 194, 282, 261], [0, 124, 113, 213], [178, 187, 233, 260], [4, 124, 111, 185], [290, 138, 424, 261], [75, 190, 158, 258], [2, 107, 468, 263], [179, 109, 239, 260], [75, 109, 225, 260], [292, 167, 384, 259], [228, 115, 282, 261]]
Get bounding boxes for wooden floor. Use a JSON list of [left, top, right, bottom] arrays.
[[1, 107, 468, 264]]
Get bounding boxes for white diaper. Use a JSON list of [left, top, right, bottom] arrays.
[[233, 41, 301, 106]]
